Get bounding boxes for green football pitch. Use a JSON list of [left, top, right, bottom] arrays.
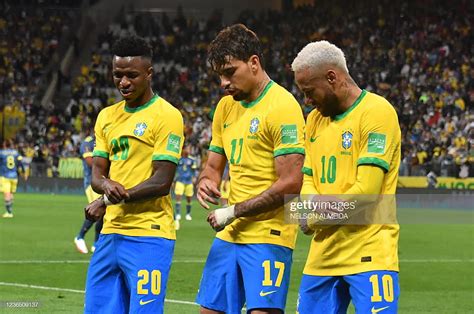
[[0, 193, 472, 313]]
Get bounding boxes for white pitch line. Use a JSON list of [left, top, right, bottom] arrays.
[[399, 259, 474, 263], [0, 259, 473, 264], [0, 259, 206, 264], [0, 282, 197, 306]]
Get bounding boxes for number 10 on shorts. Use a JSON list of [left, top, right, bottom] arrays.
[[370, 274, 394, 302]]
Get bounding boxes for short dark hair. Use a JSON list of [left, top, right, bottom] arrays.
[[111, 35, 153, 59], [207, 24, 265, 72]]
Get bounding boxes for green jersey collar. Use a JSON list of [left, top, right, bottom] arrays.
[[124, 94, 159, 113], [333, 89, 367, 121], [240, 80, 274, 109]]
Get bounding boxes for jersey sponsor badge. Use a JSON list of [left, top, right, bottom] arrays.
[[281, 124, 297, 144], [368, 133, 386, 154], [166, 134, 181, 153], [133, 122, 147, 136], [249, 118, 260, 134], [342, 131, 353, 149]]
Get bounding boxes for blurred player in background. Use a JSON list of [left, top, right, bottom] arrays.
[[0, 140, 25, 218], [74, 130, 103, 254], [196, 24, 305, 314], [219, 163, 230, 206], [292, 41, 401, 314], [83, 35, 184, 314], [173, 144, 197, 230]]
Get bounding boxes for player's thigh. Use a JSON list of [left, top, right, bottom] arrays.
[[238, 243, 293, 311], [196, 238, 244, 314], [85, 185, 101, 203], [184, 183, 194, 197], [117, 235, 175, 314], [344, 271, 399, 314], [1, 177, 11, 194], [174, 182, 185, 196], [85, 234, 127, 313], [297, 274, 350, 314], [9, 179, 17, 193]]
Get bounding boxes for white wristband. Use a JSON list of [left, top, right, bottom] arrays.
[[103, 194, 124, 206], [214, 205, 236, 227]]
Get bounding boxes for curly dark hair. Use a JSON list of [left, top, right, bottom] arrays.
[[207, 24, 265, 72], [111, 35, 153, 59]]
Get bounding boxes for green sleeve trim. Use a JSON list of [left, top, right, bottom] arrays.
[[274, 147, 305, 157], [357, 157, 390, 172], [302, 167, 313, 176], [93, 151, 109, 158], [209, 145, 225, 155], [152, 154, 179, 164]]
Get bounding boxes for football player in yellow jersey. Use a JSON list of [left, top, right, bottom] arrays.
[[292, 41, 401, 314], [83, 35, 184, 314], [196, 24, 305, 314]]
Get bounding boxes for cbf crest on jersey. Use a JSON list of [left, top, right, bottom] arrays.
[[342, 130, 353, 149], [249, 118, 260, 134], [133, 122, 147, 136]]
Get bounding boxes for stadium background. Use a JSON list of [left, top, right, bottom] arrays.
[[0, 0, 472, 313]]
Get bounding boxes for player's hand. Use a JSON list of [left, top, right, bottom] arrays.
[[299, 217, 315, 235], [85, 197, 106, 221], [197, 178, 221, 209], [101, 177, 129, 204], [207, 205, 235, 232]]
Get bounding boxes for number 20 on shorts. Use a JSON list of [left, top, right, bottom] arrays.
[[137, 269, 162, 295]]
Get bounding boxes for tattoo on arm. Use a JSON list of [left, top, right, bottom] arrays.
[[234, 186, 284, 217], [234, 153, 304, 218]]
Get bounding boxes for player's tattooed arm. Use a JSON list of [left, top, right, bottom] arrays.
[[125, 160, 177, 202], [234, 153, 304, 217]]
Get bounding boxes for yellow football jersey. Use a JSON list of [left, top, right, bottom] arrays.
[[209, 81, 305, 249], [93, 94, 184, 239], [302, 90, 401, 276]]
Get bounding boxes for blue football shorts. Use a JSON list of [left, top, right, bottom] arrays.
[[297, 270, 399, 314], [84, 234, 175, 314], [196, 238, 293, 313]]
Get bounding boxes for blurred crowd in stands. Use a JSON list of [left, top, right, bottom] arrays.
[[0, 1, 83, 177], [1, 0, 473, 179]]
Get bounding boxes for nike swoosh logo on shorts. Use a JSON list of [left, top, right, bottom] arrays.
[[371, 305, 390, 313], [259, 290, 277, 297], [140, 299, 156, 306]]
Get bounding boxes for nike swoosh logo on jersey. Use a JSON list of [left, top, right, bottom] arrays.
[[140, 299, 156, 306], [224, 122, 232, 129], [371, 305, 390, 313], [259, 290, 277, 297], [310, 135, 319, 142]]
